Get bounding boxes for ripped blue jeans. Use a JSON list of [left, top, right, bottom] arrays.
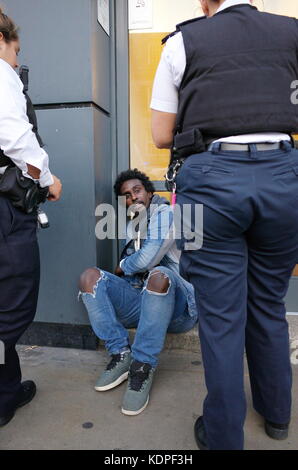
[[80, 266, 198, 367]]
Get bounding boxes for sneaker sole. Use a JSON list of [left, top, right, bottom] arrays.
[[121, 396, 149, 416], [94, 371, 129, 391]]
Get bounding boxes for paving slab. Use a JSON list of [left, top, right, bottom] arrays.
[[0, 345, 297, 450]]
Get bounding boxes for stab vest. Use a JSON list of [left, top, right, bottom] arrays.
[[0, 89, 43, 167], [169, 4, 298, 139]]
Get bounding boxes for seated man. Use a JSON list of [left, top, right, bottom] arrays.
[[79, 169, 198, 416]]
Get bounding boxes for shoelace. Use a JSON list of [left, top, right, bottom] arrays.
[[106, 354, 121, 371], [129, 368, 150, 391], [106, 351, 129, 371]]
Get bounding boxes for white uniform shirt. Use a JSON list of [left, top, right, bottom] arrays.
[[150, 0, 290, 144], [0, 58, 54, 187]]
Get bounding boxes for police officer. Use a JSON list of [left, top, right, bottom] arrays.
[[0, 8, 62, 426], [151, 0, 298, 450]]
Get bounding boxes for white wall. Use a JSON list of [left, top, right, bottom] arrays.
[[149, 0, 202, 33], [265, 0, 298, 16], [129, 0, 298, 33]]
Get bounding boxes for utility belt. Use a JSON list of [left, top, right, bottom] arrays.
[[165, 128, 295, 201], [165, 128, 206, 199], [0, 165, 49, 214]]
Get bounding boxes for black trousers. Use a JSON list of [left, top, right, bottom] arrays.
[[0, 196, 40, 415]]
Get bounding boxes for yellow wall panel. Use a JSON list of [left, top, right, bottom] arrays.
[[155, 192, 171, 202], [129, 33, 170, 181]]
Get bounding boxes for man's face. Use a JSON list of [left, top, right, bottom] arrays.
[[0, 38, 20, 69], [120, 179, 153, 212]]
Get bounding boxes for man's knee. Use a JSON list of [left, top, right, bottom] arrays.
[[79, 268, 101, 293], [146, 270, 170, 294]]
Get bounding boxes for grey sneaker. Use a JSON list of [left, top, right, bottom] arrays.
[[94, 351, 131, 391], [121, 360, 154, 416]]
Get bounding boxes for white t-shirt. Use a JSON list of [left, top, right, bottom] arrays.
[[150, 0, 290, 144], [0, 58, 54, 187]]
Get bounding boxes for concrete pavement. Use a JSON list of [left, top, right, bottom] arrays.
[[0, 342, 297, 451]]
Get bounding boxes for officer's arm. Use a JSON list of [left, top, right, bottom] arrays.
[[0, 69, 53, 188], [151, 110, 177, 149]]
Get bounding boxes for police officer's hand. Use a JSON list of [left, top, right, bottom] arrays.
[[47, 174, 62, 201]]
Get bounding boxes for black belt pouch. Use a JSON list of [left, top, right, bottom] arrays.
[[0, 166, 48, 214]]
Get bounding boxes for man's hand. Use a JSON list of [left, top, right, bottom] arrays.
[[47, 174, 62, 202], [115, 265, 124, 277]]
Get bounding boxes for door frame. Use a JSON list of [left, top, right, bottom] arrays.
[[111, 0, 130, 264]]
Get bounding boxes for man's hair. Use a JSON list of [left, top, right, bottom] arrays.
[[113, 168, 155, 196]]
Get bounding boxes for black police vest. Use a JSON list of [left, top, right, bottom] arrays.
[[0, 91, 43, 167], [173, 4, 298, 140]]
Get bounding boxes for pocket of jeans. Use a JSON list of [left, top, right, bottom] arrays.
[[187, 164, 234, 176], [272, 166, 298, 178], [271, 165, 298, 205]]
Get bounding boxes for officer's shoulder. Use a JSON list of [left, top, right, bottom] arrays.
[[162, 16, 206, 45]]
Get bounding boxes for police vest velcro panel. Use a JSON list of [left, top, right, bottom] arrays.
[[177, 4, 298, 138]]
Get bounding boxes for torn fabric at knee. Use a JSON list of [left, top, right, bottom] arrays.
[[145, 271, 171, 296], [78, 270, 103, 300]]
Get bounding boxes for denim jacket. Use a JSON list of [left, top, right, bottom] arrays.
[[119, 194, 198, 318]]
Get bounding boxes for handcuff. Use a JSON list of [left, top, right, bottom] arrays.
[[165, 159, 185, 206]]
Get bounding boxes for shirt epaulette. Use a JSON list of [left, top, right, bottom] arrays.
[[161, 30, 178, 45], [161, 16, 206, 45], [177, 15, 206, 29]]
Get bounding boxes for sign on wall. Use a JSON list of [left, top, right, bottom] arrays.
[[129, 0, 153, 30], [97, 0, 110, 36]]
